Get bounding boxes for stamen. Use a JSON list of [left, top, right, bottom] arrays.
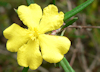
[[28, 27, 39, 40]]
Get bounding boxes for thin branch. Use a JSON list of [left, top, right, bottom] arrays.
[[70, 48, 77, 66], [67, 26, 100, 29]]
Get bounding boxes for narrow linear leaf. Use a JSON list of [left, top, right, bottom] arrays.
[[60, 60, 70, 72], [26, 0, 34, 6], [64, 0, 94, 21], [62, 17, 78, 29], [63, 57, 75, 72]]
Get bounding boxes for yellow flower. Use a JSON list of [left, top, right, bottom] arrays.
[[3, 4, 71, 70]]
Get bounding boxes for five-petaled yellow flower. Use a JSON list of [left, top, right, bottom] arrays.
[[3, 4, 71, 70]]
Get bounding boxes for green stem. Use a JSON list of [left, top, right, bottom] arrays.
[[60, 60, 70, 72], [61, 29, 66, 36], [53, 0, 56, 5], [64, 0, 94, 21], [22, 67, 29, 72]]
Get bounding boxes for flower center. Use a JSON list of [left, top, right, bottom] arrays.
[[28, 27, 39, 40]]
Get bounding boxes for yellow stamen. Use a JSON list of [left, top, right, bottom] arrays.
[[28, 27, 39, 40]]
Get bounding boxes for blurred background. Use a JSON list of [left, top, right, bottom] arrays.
[[0, 0, 100, 72]]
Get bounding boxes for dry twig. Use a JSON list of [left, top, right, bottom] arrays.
[[67, 26, 100, 29]]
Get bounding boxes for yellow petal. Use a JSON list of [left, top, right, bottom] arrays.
[[39, 34, 71, 63], [3, 23, 29, 52], [17, 39, 42, 70], [39, 5, 64, 34], [18, 4, 42, 28]]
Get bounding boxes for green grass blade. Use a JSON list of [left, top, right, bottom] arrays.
[[64, 0, 94, 21]]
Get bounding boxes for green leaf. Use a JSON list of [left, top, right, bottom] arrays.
[[64, 0, 94, 21], [53, 0, 56, 5], [62, 17, 78, 29], [14, 8, 17, 13], [54, 62, 60, 68], [22, 67, 29, 72], [0, 1, 8, 7], [26, 0, 34, 6]]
